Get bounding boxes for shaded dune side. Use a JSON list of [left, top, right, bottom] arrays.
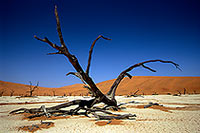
[[1, 76, 200, 96]]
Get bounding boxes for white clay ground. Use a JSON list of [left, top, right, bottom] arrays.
[[0, 95, 200, 133]]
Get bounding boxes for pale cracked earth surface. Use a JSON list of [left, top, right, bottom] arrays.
[[0, 95, 200, 133]]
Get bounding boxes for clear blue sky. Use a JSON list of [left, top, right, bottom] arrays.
[[1, 0, 200, 87]]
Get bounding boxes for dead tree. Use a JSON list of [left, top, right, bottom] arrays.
[[10, 5, 181, 120], [134, 89, 139, 95], [131, 89, 139, 96], [10, 90, 15, 97], [127, 89, 140, 97], [183, 88, 186, 95], [52, 90, 56, 96], [26, 81, 39, 97], [177, 90, 182, 96], [0, 90, 5, 97], [152, 91, 158, 95]]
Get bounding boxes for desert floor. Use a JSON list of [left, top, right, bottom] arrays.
[[0, 95, 200, 133]]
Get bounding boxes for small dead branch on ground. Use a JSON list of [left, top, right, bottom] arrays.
[[18, 120, 54, 132]]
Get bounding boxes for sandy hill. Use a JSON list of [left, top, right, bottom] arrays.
[[96, 76, 200, 95], [0, 76, 200, 96], [0, 81, 53, 96]]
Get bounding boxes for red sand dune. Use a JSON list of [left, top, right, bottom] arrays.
[[0, 76, 200, 96]]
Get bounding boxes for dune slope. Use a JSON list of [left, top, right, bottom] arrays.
[[1, 76, 200, 96]]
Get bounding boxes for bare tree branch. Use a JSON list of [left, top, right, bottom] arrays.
[[33, 82, 39, 91], [66, 72, 86, 84], [0, 90, 5, 97], [124, 73, 132, 79], [34, 5, 116, 107], [54, 5, 68, 49], [29, 81, 33, 89], [34, 36, 60, 50], [27, 81, 39, 97], [177, 90, 182, 95], [107, 59, 181, 99], [86, 35, 111, 75], [133, 89, 139, 95], [183, 88, 186, 95], [47, 52, 61, 55], [10, 90, 15, 97], [83, 85, 96, 97], [142, 64, 156, 72]]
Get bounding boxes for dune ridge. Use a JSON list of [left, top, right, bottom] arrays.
[[0, 76, 200, 96]]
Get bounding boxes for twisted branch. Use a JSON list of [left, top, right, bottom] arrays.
[[86, 35, 111, 75], [107, 59, 181, 99]]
